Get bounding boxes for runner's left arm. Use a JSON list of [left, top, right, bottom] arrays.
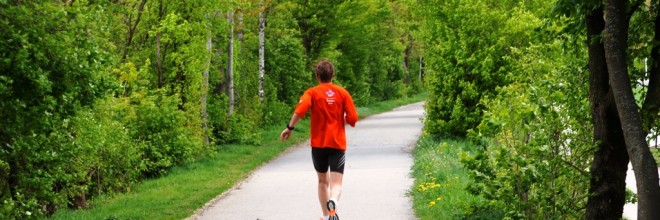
[[344, 91, 358, 127]]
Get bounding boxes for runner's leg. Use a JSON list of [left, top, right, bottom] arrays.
[[317, 172, 330, 216], [329, 172, 343, 202], [327, 149, 345, 202], [312, 148, 331, 216]]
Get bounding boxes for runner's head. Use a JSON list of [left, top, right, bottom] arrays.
[[314, 59, 335, 83]]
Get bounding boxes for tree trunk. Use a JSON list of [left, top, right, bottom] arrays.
[[603, 1, 660, 219], [237, 11, 244, 44], [214, 46, 225, 95], [122, 0, 147, 61], [418, 56, 423, 82], [403, 35, 411, 85], [258, 0, 266, 103], [585, 6, 629, 219], [156, 0, 164, 88], [202, 21, 212, 145], [227, 11, 235, 116]]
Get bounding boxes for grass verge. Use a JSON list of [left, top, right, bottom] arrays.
[[411, 136, 495, 220], [50, 94, 426, 220]]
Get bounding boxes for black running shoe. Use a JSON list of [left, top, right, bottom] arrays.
[[327, 200, 339, 220]]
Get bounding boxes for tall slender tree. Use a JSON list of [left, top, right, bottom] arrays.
[[227, 10, 235, 116], [258, 0, 266, 103], [202, 14, 213, 145], [156, 0, 164, 88]]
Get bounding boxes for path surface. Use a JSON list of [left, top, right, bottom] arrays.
[[622, 162, 660, 220], [191, 102, 425, 220]]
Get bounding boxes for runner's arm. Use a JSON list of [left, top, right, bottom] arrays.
[[344, 92, 358, 127], [280, 113, 302, 141]]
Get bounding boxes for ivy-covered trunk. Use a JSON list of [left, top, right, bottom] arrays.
[[584, 6, 628, 219]]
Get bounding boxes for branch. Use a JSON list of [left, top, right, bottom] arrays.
[[122, 0, 148, 61], [559, 157, 590, 177]]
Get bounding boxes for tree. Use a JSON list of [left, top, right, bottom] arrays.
[[258, 0, 267, 103], [227, 10, 236, 115], [202, 14, 214, 145], [584, 5, 629, 219], [603, 0, 660, 218]]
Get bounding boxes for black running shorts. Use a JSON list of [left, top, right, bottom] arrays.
[[311, 147, 345, 174]]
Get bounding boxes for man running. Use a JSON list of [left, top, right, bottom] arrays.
[[280, 59, 358, 220]]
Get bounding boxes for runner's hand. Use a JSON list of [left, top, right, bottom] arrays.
[[280, 129, 292, 141]]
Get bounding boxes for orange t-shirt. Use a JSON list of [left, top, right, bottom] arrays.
[[294, 83, 358, 150]]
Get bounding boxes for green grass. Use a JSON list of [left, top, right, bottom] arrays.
[[411, 136, 497, 220], [50, 94, 426, 220]]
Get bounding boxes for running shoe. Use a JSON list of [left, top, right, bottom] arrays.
[[327, 200, 339, 220]]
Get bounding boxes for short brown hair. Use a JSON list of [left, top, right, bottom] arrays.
[[314, 59, 335, 83]]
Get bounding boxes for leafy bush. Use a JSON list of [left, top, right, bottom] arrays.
[[264, 100, 292, 127], [0, 2, 111, 217], [463, 36, 592, 219], [207, 94, 261, 145], [71, 101, 142, 197], [127, 91, 205, 176], [420, 0, 511, 138]]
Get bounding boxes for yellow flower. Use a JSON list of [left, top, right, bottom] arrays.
[[437, 196, 442, 201], [428, 201, 436, 207]]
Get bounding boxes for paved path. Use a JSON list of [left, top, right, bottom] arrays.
[[191, 102, 425, 220]]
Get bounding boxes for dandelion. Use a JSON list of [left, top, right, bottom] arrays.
[[428, 201, 436, 207], [437, 196, 442, 201]]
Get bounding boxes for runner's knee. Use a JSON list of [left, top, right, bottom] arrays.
[[317, 173, 329, 185]]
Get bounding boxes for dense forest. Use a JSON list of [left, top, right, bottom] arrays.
[[0, 0, 422, 218], [1, 0, 659, 219]]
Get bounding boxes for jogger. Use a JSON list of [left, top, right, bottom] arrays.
[[280, 59, 358, 220]]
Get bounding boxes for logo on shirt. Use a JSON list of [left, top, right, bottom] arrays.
[[325, 89, 335, 97], [326, 89, 336, 105]]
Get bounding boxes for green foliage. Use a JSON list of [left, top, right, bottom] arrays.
[[333, 0, 409, 104], [0, 1, 113, 217], [266, 3, 311, 105], [652, 148, 660, 166], [70, 103, 142, 197], [414, 0, 600, 218], [128, 91, 205, 176], [462, 26, 593, 219], [412, 137, 499, 220], [290, 0, 420, 105], [417, 0, 551, 137]]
